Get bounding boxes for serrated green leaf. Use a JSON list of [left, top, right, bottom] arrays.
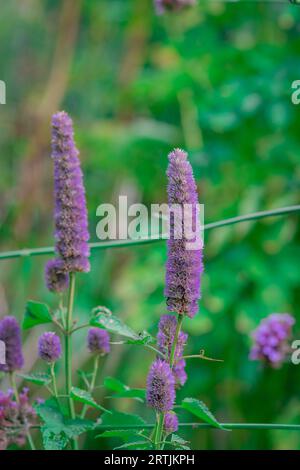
[[23, 300, 52, 330], [70, 387, 109, 413], [170, 434, 191, 450], [181, 398, 226, 430], [42, 429, 68, 450], [114, 440, 152, 450], [18, 372, 52, 385], [90, 312, 139, 340], [36, 401, 95, 450], [104, 376, 128, 393]]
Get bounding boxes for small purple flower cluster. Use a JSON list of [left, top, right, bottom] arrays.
[[164, 411, 178, 434], [45, 111, 90, 294], [157, 314, 187, 387], [38, 332, 62, 363], [0, 388, 36, 450], [0, 316, 24, 373], [155, 0, 196, 15], [87, 328, 110, 355], [250, 313, 295, 367]]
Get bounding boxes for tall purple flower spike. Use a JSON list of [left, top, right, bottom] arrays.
[[164, 148, 203, 318], [249, 313, 295, 368], [155, 0, 196, 15], [157, 314, 188, 387], [51, 111, 90, 273], [0, 316, 24, 372], [146, 359, 175, 412]]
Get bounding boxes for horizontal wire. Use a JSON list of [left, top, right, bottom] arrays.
[[0, 205, 299, 261], [95, 422, 300, 431]]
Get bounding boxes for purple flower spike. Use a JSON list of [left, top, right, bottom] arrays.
[[0, 316, 24, 372], [157, 314, 188, 387], [45, 259, 69, 293], [51, 111, 90, 273], [164, 411, 179, 434], [164, 149, 203, 318], [87, 328, 110, 355], [146, 359, 175, 412], [249, 313, 295, 368], [38, 332, 62, 363], [155, 0, 196, 15]]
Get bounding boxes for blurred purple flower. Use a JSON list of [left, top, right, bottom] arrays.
[[87, 328, 110, 355], [164, 149, 203, 318], [51, 111, 90, 273], [0, 316, 24, 373], [157, 314, 188, 387], [155, 0, 196, 15], [45, 258, 69, 293], [249, 313, 295, 367], [38, 332, 62, 363], [164, 411, 179, 434], [0, 388, 36, 450], [146, 359, 175, 412]]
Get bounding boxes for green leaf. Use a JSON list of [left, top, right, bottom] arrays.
[[18, 372, 52, 386], [42, 428, 68, 450], [35, 401, 95, 450], [90, 311, 140, 340], [70, 387, 109, 413], [170, 434, 191, 450], [23, 300, 52, 330], [97, 410, 146, 428], [114, 440, 152, 450], [104, 376, 128, 393], [126, 332, 155, 345], [181, 398, 226, 430]]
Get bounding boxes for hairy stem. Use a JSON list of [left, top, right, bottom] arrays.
[[9, 372, 20, 404]]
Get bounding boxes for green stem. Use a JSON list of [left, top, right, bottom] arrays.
[[80, 355, 100, 419], [65, 272, 78, 450], [155, 413, 165, 450], [50, 362, 62, 410], [0, 205, 299, 260], [26, 428, 36, 450]]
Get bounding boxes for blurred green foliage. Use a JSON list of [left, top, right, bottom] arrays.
[[0, 0, 300, 450]]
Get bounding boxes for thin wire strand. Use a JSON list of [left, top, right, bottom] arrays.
[[0, 205, 299, 261]]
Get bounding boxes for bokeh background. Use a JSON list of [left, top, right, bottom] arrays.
[[0, 0, 300, 450]]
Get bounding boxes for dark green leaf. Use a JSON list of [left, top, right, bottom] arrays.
[[181, 398, 226, 430], [18, 372, 52, 386], [70, 386, 109, 413], [23, 300, 52, 330]]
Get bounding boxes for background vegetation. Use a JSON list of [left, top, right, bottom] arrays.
[[0, 0, 299, 450]]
